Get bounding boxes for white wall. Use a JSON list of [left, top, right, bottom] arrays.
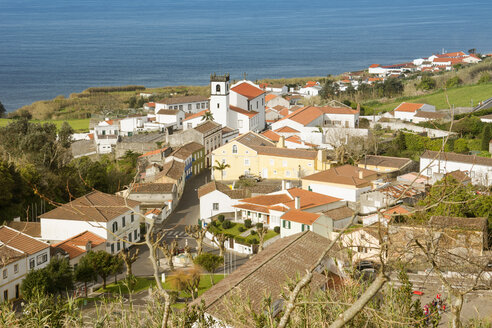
[[156, 111, 185, 129], [305, 183, 370, 202], [184, 116, 205, 130], [0, 257, 27, 302], [120, 116, 147, 135], [280, 219, 310, 238], [200, 190, 239, 221], [324, 113, 358, 128], [420, 157, 492, 186]]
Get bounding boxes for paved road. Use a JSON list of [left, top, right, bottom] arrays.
[[132, 169, 250, 277]]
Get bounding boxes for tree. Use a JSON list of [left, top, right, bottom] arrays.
[[185, 224, 209, 256], [417, 76, 436, 91], [453, 138, 469, 153], [212, 232, 227, 258], [45, 257, 74, 295], [159, 238, 178, 271], [74, 256, 97, 298], [481, 125, 491, 151], [119, 247, 140, 277], [395, 131, 406, 152], [85, 250, 114, 289], [256, 224, 269, 253], [58, 121, 74, 148], [201, 111, 214, 121], [171, 266, 202, 300], [21, 268, 50, 301], [0, 101, 6, 118], [110, 254, 125, 284], [194, 253, 224, 286], [212, 160, 230, 180]]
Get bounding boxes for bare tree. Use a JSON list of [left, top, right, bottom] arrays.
[[256, 225, 269, 253], [119, 247, 140, 277], [158, 238, 178, 272], [212, 232, 227, 258], [185, 224, 209, 256]]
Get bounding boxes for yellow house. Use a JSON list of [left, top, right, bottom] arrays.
[[211, 132, 331, 180]]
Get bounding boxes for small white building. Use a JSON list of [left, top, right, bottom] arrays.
[[183, 110, 209, 130], [155, 95, 209, 114], [420, 150, 492, 186], [198, 181, 249, 222], [93, 119, 120, 154], [479, 114, 492, 123], [155, 109, 185, 130], [0, 226, 51, 302], [51, 231, 106, 267], [393, 102, 436, 122], [119, 116, 149, 136], [39, 191, 141, 254]]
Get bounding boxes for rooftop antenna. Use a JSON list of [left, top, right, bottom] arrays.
[[243, 72, 248, 80]]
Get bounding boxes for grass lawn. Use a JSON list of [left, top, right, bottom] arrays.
[[0, 118, 90, 132], [365, 83, 492, 112], [210, 221, 279, 244], [162, 274, 225, 299], [96, 277, 156, 294], [246, 229, 278, 244]]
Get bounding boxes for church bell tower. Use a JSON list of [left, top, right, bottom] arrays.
[[209, 73, 230, 127]]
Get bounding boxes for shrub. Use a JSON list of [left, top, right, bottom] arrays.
[[274, 226, 280, 234], [238, 226, 245, 232], [217, 215, 225, 223], [445, 76, 462, 88], [221, 220, 232, 229], [478, 73, 491, 84], [209, 220, 217, 227], [417, 76, 436, 91], [244, 219, 252, 228], [256, 222, 263, 229], [250, 230, 257, 236], [234, 236, 246, 244]]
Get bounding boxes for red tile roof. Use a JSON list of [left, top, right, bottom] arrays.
[[394, 102, 425, 113], [320, 106, 359, 115], [265, 94, 277, 102], [51, 231, 106, 259], [231, 82, 265, 100], [261, 130, 281, 142], [138, 147, 169, 158], [303, 165, 378, 187], [229, 105, 258, 118], [305, 81, 318, 87], [0, 226, 49, 255], [369, 64, 380, 68], [275, 126, 299, 133], [281, 210, 320, 225], [184, 109, 208, 121]]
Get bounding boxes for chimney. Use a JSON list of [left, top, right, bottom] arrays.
[[295, 196, 300, 210], [277, 136, 285, 148], [359, 170, 364, 179], [281, 180, 286, 190]]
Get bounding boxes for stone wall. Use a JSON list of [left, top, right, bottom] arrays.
[[167, 129, 203, 148]]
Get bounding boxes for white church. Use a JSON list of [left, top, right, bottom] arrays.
[[209, 73, 266, 134]]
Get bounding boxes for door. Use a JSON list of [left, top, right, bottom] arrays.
[[15, 284, 19, 299], [3, 290, 7, 301], [262, 168, 268, 179]]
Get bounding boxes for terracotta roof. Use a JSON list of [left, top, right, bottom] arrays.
[[145, 208, 163, 216], [229, 105, 259, 118], [303, 165, 378, 187], [230, 82, 265, 100], [413, 111, 447, 119], [7, 221, 41, 238], [155, 95, 208, 105], [190, 231, 342, 325], [40, 191, 140, 223], [278, 106, 323, 125], [0, 245, 26, 266], [0, 226, 49, 255], [272, 105, 287, 112], [198, 181, 250, 199], [130, 183, 175, 194], [234, 132, 275, 148], [156, 160, 185, 181], [285, 135, 317, 147], [394, 102, 425, 112], [445, 170, 471, 183], [138, 147, 168, 158], [265, 94, 277, 102], [281, 210, 321, 225], [51, 231, 106, 259], [194, 121, 221, 134], [261, 130, 281, 142], [323, 206, 354, 221], [429, 216, 487, 231], [171, 142, 203, 160], [240, 193, 292, 207], [275, 126, 299, 133], [362, 155, 413, 169], [369, 64, 380, 68], [421, 150, 492, 167], [437, 51, 467, 58], [233, 203, 271, 214], [381, 205, 410, 219], [305, 81, 318, 87], [156, 109, 180, 115], [320, 106, 359, 115], [183, 109, 208, 121]]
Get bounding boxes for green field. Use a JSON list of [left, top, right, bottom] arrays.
[[365, 82, 492, 112], [0, 118, 90, 132]]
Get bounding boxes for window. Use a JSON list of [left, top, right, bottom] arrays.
[[282, 220, 291, 229], [302, 224, 310, 232], [134, 229, 138, 241], [14, 264, 18, 274], [128, 233, 132, 243], [232, 145, 238, 154], [286, 170, 291, 177], [308, 163, 312, 167], [3, 269, 7, 279], [273, 170, 277, 175], [29, 259, 35, 269], [244, 158, 250, 166], [217, 103, 220, 109], [256, 101, 258, 109], [179, 105, 183, 110], [3, 290, 7, 301], [270, 159, 274, 166], [213, 203, 219, 211], [196, 103, 200, 109], [216, 84, 221, 93], [188, 104, 192, 111], [426, 168, 432, 176], [111, 244, 115, 254], [112, 222, 118, 232], [131, 214, 134, 222], [37, 253, 48, 265], [122, 216, 126, 227], [201, 103, 205, 109], [117, 242, 120, 251], [238, 120, 243, 128]]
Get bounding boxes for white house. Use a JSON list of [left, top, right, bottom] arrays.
[[0, 226, 51, 302], [93, 119, 120, 154], [119, 116, 149, 136], [197, 181, 249, 223], [420, 150, 492, 186], [39, 191, 141, 254], [183, 109, 208, 130], [302, 165, 379, 202], [393, 102, 436, 121], [154, 95, 209, 114], [155, 109, 185, 130], [51, 231, 106, 267]]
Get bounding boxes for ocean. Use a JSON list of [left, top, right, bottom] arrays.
[[0, 0, 491, 111]]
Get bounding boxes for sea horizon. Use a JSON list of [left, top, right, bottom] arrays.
[[1, 0, 491, 112]]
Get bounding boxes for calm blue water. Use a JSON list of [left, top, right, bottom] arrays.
[[1, 0, 491, 111]]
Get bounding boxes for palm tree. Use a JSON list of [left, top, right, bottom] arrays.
[[201, 111, 214, 121], [213, 160, 230, 180]]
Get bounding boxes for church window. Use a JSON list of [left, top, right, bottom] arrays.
[[216, 84, 221, 93]]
